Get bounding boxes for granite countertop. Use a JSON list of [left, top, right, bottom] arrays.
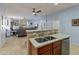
[[26, 29, 57, 32], [29, 34, 70, 48]]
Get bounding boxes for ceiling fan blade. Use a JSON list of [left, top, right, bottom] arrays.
[[34, 13, 36, 16], [36, 10, 41, 13], [33, 8, 35, 12]]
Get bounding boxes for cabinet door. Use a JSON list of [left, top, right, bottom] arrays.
[[53, 46, 61, 55], [52, 41, 61, 55], [38, 44, 52, 55], [53, 41, 61, 48], [39, 51, 52, 55], [62, 38, 70, 55]]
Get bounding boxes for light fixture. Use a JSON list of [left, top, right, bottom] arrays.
[[33, 12, 36, 15]]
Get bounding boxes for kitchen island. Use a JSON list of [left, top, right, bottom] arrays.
[[28, 34, 70, 55]]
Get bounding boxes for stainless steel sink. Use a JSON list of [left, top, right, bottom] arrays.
[[35, 36, 56, 43], [44, 36, 56, 40]]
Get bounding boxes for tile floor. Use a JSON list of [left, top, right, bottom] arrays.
[[70, 44, 79, 55], [0, 36, 28, 55], [0, 36, 79, 55]]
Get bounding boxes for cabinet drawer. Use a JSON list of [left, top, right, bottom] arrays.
[[38, 44, 52, 54], [53, 41, 61, 48]]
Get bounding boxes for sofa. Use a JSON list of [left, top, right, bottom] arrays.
[[17, 27, 27, 37]]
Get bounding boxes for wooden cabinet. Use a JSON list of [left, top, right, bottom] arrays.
[[39, 51, 51, 55], [30, 42, 38, 55], [52, 46, 61, 55], [38, 44, 52, 55], [52, 41, 61, 55], [53, 41, 61, 48], [29, 41, 61, 55]]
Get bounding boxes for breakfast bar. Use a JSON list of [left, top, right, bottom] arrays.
[[28, 34, 70, 55]]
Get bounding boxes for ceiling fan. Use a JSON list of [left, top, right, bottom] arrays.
[[32, 8, 42, 15]]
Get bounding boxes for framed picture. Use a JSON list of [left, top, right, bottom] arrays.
[[72, 19, 79, 26]]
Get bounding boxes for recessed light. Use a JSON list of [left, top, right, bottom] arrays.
[[33, 12, 36, 15]]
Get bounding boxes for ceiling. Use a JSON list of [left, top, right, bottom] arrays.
[[3, 3, 79, 17]]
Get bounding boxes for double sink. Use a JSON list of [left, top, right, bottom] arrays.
[[35, 36, 56, 43]]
